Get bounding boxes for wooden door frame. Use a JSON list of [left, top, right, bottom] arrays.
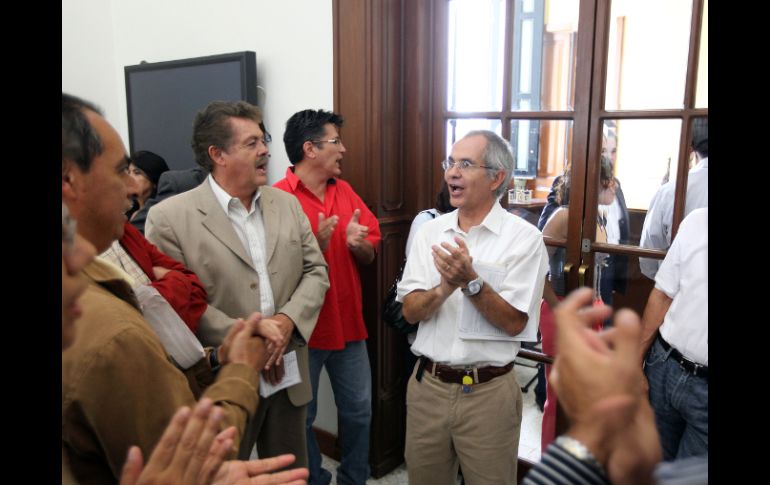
[[332, 0, 438, 477], [330, 0, 707, 478]]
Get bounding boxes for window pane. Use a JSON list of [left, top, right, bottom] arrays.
[[509, 119, 572, 181], [445, 119, 502, 157], [596, 119, 682, 248], [447, 0, 506, 112], [637, 117, 707, 267], [605, 0, 693, 110], [511, 0, 578, 111], [594, 254, 657, 322], [519, 20, 534, 94], [695, 0, 708, 108]]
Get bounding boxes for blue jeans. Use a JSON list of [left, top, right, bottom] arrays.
[[306, 340, 372, 485], [644, 338, 708, 460]]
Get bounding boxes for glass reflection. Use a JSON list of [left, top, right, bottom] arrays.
[[506, 118, 574, 184], [445, 119, 502, 156], [639, 117, 708, 279], [511, 0, 579, 111], [540, 172, 570, 297], [695, 0, 708, 108], [447, 0, 506, 112], [605, 0, 693, 110], [594, 154, 628, 316], [603, 119, 682, 219]]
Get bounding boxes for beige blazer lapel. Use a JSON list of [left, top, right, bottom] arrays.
[[260, 189, 280, 265], [196, 183, 256, 271]]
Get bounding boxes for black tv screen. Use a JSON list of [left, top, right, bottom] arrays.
[[125, 51, 257, 171]]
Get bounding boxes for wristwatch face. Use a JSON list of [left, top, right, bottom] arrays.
[[463, 277, 482, 296]]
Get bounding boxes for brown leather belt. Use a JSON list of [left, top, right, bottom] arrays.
[[421, 357, 514, 384]]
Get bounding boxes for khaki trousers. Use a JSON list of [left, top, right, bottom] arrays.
[[405, 363, 523, 485]]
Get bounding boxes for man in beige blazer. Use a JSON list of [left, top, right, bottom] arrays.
[[146, 101, 329, 467]]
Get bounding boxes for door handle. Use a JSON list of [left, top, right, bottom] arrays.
[[578, 264, 589, 287], [563, 263, 573, 278]]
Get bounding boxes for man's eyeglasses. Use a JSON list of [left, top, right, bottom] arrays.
[[441, 158, 495, 172], [311, 137, 343, 147], [240, 132, 272, 151]]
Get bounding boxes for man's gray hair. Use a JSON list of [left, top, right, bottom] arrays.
[[464, 130, 514, 199]]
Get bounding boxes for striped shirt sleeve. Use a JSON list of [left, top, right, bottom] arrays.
[[523, 442, 611, 485]]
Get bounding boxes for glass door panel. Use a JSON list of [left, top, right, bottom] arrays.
[[604, 0, 693, 111], [447, 0, 506, 112], [445, 119, 503, 156], [510, 0, 580, 111], [597, 118, 682, 246], [695, 0, 708, 109]]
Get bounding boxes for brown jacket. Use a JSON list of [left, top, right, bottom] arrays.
[[62, 259, 260, 484]]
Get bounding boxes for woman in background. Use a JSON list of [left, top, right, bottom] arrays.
[[128, 150, 169, 219], [405, 182, 455, 256], [542, 156, 616, 291]]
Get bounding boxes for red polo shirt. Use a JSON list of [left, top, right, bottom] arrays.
[[274, 167, 381, 350]]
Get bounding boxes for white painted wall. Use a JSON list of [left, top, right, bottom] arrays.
[[62, 0, 123, 123], [62, 0, 339, 434], [62, 0, 334, 184]]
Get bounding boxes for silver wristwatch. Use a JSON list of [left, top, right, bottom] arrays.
[[461, 276, 483, 296], [555, 436, 602, 470]]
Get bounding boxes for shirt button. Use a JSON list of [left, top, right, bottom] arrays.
[[250, 283, 258, 290]]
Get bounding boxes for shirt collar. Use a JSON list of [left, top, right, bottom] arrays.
[[82, 257, 141, 311], [208, 174, 261, 214], [693, 157, 708, 171], [284, 166, 337, 192], [284, 166, 302, 191], [440, 201, 506, 236]]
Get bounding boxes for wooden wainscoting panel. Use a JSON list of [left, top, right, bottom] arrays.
[[334, 0, 437, 477]]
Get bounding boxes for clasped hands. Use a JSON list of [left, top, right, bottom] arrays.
[[219, 312, 295, 385], [431, 236, 477, 291]]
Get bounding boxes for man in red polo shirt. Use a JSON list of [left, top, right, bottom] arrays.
[[274, 109, 380, 485]]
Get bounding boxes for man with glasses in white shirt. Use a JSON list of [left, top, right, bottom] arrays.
[[397, 130, 549, 485]]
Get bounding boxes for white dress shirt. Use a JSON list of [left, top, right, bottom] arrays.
[[656, 208, 708, 365], [405, 208, 441, 256], [396, 203, 549, 367], [209, 175, 275, 317], [640, 157, 708, 279], [405, 208, 441, 345]]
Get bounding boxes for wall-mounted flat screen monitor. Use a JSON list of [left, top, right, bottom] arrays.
[[125, 51, 257, 171]]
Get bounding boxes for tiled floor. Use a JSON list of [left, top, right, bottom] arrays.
[[320, 359, 544, 484]]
